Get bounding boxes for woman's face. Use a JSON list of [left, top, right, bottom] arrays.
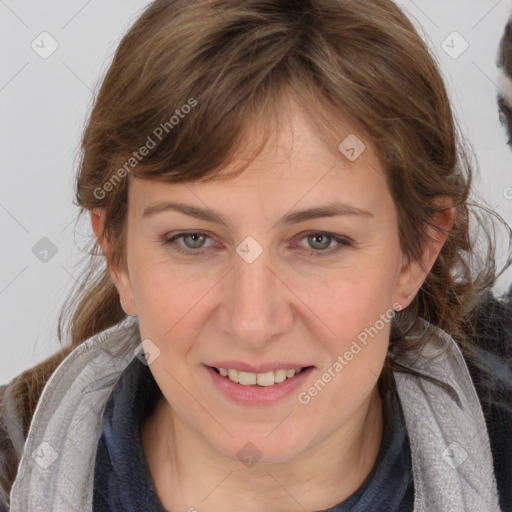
[[103, 101, 428, 465]]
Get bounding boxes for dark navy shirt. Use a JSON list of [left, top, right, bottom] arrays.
[[93, 357, 414, 511]]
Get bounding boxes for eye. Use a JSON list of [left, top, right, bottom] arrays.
[[160, 230, 352, 257], [161, 231, 214, 255], [295, 231, 352, 257]]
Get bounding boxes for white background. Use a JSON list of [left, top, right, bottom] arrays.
[[1, 0, 512, 383]]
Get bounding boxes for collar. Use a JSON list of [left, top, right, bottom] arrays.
[[9, 317, 502, 511], [92, 353, 412, 511]]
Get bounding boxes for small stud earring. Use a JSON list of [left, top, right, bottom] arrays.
[[121, 298, 128, 304]]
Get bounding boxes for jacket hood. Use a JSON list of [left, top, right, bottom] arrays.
[[8, 316, 502, 511]]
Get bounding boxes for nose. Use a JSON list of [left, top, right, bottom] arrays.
[[217, 246, 293, 349]]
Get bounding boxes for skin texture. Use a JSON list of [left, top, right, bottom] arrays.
[[91, 98, 452, 512]]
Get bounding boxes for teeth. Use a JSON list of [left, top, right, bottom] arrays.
[[274, 369, 287, 383], [218, 367, 304, 386], [257, 371, 275, 387], [238, 371, 257, 385]]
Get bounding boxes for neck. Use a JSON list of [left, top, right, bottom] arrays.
[[142, 386, 384, 512]]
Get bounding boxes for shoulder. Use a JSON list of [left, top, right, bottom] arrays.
[[465, 292, 512, 511], [0, 346, 72, 511], [0, 382, 22, 512], [471, 291, 512, 355]]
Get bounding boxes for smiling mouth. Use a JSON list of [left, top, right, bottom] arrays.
[[209, 366, 312, 387]]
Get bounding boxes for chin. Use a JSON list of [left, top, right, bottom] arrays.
[[210, 429, 310, 466]]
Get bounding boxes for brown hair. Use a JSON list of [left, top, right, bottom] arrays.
[[53, 0, 499, 393]]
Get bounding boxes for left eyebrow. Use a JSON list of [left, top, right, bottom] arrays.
[[141, 200, 374, 226]]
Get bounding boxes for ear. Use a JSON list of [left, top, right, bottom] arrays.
[[393, 198, 455, 309], [90, 208, 137, 316]]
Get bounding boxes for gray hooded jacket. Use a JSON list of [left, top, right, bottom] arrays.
[[0, 316, 503, 511]]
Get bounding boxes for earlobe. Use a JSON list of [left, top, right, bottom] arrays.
[[111, 268, 137, 316], [109, 260, 138, 316], [393, 254, 421, 309]]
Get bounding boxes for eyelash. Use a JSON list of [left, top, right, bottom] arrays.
[[160, 230, 352, 258]]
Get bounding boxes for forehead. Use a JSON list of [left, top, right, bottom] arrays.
[[128, 98, 389, 210]]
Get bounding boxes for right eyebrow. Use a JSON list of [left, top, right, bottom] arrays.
[[141, 200, 374, 226]]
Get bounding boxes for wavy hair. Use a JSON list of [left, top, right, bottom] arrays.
[[54, 0, 506, 396]]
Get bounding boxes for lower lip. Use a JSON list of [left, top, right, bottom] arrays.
[[204, 365, 315, 405]]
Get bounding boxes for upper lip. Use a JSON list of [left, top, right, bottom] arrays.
[[206, 361, 313, 373]]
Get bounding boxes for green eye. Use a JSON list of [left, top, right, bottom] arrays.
[[162, 231, 213, 255], [298, 232, 352, 257], [160, 230, 352, 257]]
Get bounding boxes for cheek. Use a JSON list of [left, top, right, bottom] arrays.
[[301, 256, 397, 397], [320, 284, 393, 378], [132, 239, 400, 343], [130, 258, 208, 344], [314, 258, 399, 339], [297, 282, 393, 428], [133, 270, 205, 403]]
